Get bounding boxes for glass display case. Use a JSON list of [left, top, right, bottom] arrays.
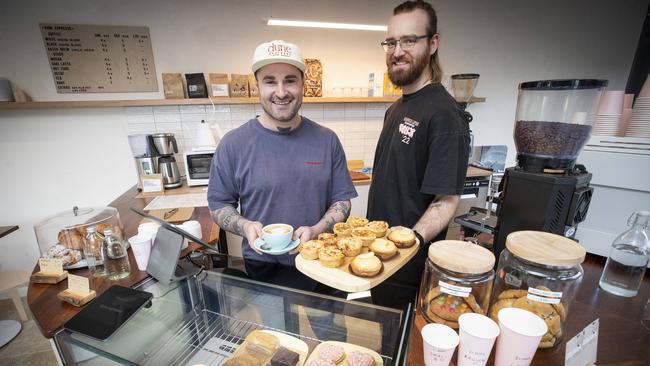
[[54, 254, 414, 365]]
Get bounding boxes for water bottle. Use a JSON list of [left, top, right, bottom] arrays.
[[598, 211, 650, 297], [102, 228, 131, 280], [83, 226, 105, 277]]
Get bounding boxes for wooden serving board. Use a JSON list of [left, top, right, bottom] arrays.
[[305, 341, 383, 366], [295, 240, 419, 293], [145, 207, 194, 222], [225, 329, 308, 366]]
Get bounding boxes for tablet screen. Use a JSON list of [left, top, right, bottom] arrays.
[[64, 285, 153, 341]]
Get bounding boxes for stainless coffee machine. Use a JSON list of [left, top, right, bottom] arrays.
[[151, 133, 182, 189], [128, 134, 160, 190]]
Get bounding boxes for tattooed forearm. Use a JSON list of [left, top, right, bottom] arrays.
[[210, 206, 245, 236], [315, 200, 351, 234], [413, 195, 460, 243]]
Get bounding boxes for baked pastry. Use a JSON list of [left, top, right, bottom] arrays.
[[346, 215, 369, 228], [387, 228, 417, 248], [270, 346, 300, 366], [245, 330, 279, 357], [365, 221, 389, 237], [423, 286, 484, 329], [336, 237, 363, 257], [333, 222, 352, 237], [350, 252, 382, 277], [305, 359, 335, 366], [318, 343, 346, 363], [369, 238, 398, 260], [318, 246, 345, 268], [351, 228, 376, 247], [318, 233, 338, 247], [489, 287, 566, 348], [46, 244, 82, 266], [347, 351, 375, 366], [300, 240, 324, 260], [224, 355, 262, 366], [57, 228, 85, 250]]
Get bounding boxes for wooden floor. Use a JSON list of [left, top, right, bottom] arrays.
[[0, 297, 57, 365]]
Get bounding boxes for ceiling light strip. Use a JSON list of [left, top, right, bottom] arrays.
[[267, 19, 387, 32]]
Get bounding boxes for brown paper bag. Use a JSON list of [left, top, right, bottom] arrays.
[[304, 59, 323, 97], [209, 73, 230, 97], [162, 73, 185, 99], [248, 74, 259, 97], [230, 74, 249, 97]]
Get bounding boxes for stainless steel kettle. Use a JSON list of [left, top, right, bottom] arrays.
[[151, 133, 178, 156]]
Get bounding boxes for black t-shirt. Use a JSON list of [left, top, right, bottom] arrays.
[[367, 83, 470, 289]]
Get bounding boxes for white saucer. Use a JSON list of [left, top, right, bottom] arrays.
[[253, 237, 300, 255]]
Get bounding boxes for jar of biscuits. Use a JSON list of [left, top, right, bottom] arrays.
[[419, 240, 495, 329], [490, 231, 586, 349]]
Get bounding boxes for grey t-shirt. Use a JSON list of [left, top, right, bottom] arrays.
[[208, 117, 357, 265]]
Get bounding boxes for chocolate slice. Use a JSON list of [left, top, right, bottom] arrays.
[[270, 346, 300, 366]]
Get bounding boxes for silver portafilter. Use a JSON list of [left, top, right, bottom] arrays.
[[451, 73, 480, 123]]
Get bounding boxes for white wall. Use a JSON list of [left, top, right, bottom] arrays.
[[0, 0, 647, 273]]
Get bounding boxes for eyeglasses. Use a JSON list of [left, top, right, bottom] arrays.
[[380, 35, 429, 52]]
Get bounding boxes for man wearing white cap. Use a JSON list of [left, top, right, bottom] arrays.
[[208, 40, 357, 290]]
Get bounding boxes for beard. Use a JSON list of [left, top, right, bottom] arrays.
[[260, 95, 301, 123], [387, 50, 430, 87]]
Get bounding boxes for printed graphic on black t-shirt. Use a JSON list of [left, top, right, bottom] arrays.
[[398, 116, 420, 145]]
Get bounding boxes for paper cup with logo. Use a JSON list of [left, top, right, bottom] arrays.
[[494, 308, 548, 366], [422, 323, 459, 366], [128, 234, 152, 271], [457, 313, 500, 366], [261, 223, 294, 250]]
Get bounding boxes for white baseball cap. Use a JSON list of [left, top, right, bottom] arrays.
[[251, 40, 306, 73]]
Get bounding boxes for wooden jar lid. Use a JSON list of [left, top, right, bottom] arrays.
[[428, 240, 495, 274], [506, 231, 586, 268]]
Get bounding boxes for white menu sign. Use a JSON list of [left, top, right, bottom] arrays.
[[40, 23, 158, 93]]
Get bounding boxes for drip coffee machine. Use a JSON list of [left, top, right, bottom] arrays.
[[128, 134, 160, 190], [491, 79, 607, 259], [151, 133, 182, 189]]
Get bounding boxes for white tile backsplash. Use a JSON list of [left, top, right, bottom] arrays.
[[125, 102, 391, 167]]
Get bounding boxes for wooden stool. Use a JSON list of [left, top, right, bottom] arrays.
[[0, 270, 30, 347]]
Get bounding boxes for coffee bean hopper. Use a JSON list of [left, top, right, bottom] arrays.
[[491, 79, 608, 260]]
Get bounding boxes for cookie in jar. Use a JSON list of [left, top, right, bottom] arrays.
[[419, 240, 495, 329], [490, 231, 585, 348]]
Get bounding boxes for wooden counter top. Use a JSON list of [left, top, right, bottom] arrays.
[[406, 254, 650, 365], [26, 185, 219, 338]]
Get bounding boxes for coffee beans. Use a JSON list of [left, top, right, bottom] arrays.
[[514, 120, 592, 159]]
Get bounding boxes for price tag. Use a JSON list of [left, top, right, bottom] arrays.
[[39, 258, 64, 275], [67, 274, 90, 294], [141, 174, 164, 194]]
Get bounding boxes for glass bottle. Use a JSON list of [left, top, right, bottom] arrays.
[[102, 227, 131, 280], [599, 211, 650, 297], [83, 226, 105, 277]]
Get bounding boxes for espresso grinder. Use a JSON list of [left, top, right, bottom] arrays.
[[151, 133, 182, 189], [492, 79, 608, 259]]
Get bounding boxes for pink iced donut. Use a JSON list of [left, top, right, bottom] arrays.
[[306, 359, 335, 366], [347, 351, 374, 366], [319, 344, 345, 363]]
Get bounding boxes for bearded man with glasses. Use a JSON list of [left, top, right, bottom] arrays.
[[368, 0, 471, 308]]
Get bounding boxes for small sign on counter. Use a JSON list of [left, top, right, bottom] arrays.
[[31, 258, 68, 284], [141, 174, 164, 195], [58, 274, 96, 307]]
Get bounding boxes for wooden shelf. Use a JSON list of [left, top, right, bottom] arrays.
[[0, 96, 485, 110], [0, 97, 398, 110]]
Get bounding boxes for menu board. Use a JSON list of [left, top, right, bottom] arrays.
[[40, 23, 158, 93]]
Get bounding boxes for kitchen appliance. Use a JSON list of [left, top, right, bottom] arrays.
[[184, 149, 215, 186], [451, 73, 479, 123], [492, 79, 606, 260], [151, 133, 182, 188], [128, 134, 160, 190]]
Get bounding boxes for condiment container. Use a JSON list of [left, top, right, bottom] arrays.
[[419, 240, 495, 329], [34, 206, 125, 269], [489, 230, 585, 349]]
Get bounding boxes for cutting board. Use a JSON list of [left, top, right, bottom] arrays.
[[224, 330, 308, 366], [295, 239, 419, 293], [145, 207, 194, 222], [304, 341, 384, 366]]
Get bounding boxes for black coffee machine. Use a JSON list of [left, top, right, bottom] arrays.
[[492, 79, 608, 259]]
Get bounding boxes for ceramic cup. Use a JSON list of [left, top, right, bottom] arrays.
[[457, 313, 500, 366], [128, 234, 152, 271], [261, 223, 293, 250], [494, 308, 548, 366], [421, 323, 459, 366]]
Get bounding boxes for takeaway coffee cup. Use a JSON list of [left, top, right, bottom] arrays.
[[421, 323, 459, 366], [261, 223, 293, 249], [458, 313, 500, 366], [128, 234, 152, 271], [494, 308, 548, 366]]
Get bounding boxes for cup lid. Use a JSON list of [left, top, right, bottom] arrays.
[[428, 240, 495, 274], [506, 231, 586, 267]]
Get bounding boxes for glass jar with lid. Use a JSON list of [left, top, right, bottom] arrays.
[[34, 206, 125, 270], [490, 230, 586, 349], [419, 240, 495, 329]]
